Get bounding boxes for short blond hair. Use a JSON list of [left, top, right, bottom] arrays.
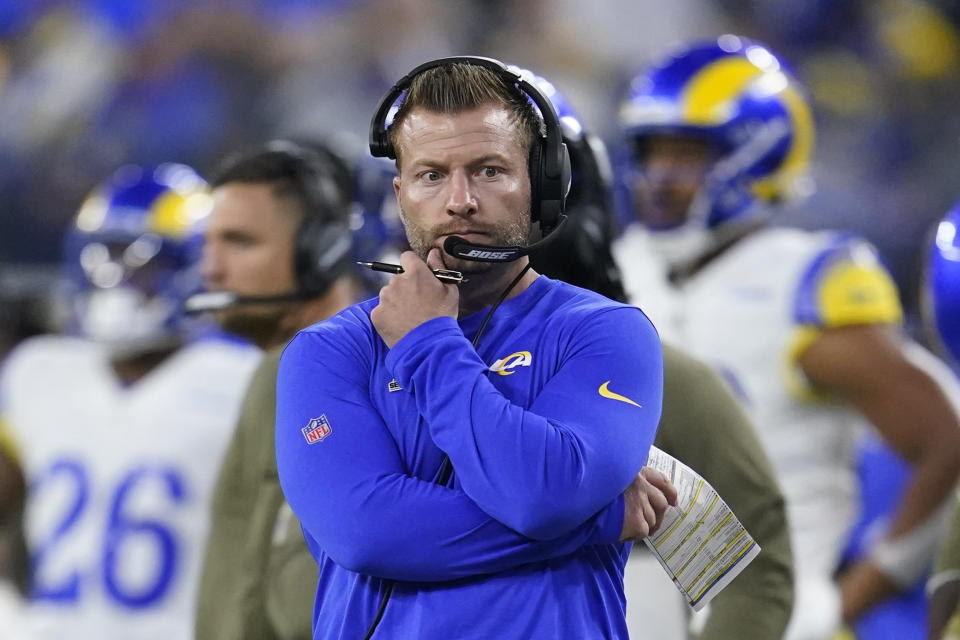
[[387, 62, 544, 167]]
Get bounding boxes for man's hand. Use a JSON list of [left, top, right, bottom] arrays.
[[371, 249, 459, 349], [836, 558, 900, 622], [620, 466, 678, 541]]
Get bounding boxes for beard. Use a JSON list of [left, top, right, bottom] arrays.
[[398, 205, 532, 273], [214, 304, 289, 344]]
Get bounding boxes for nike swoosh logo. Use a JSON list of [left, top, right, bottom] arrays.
[[598, 381, 642, 408]]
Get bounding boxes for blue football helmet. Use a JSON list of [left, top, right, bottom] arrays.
[[63, 163, 213, 356], [925, 201, 960, 368], [352, 154, 406, 261], [618, 35, 815, 260]]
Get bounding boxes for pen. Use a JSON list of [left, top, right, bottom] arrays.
[[357, 261, 467, 284]]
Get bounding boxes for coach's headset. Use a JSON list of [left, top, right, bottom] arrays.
[[184, 141, 355, 313], [368, 55, 572, 262]]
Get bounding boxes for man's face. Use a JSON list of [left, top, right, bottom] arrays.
[[201, 182, 299, 337], [392, 104, 532, 273], [631, 135, 718, 229]]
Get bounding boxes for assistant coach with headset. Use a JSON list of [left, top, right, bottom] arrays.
[[193, 141, 361, 640], [275, 57, 677, 640]]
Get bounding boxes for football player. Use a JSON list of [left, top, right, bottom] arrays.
[[614, 36, 960, 639], [0, 164, 259, 639]]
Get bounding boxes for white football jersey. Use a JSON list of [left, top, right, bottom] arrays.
[[0, 335, 258, 640], [612, 225, 678, 341], [616, 225, 905, 639]]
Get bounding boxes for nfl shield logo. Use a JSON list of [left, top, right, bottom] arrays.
[[302, 415, 332, 444]]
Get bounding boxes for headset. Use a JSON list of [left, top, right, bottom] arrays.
[[185, 141, 355, 313], [368, 55, 571, 262], [278, 141, 356, 297]]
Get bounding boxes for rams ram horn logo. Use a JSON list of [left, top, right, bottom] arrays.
[[489, 351, 532, 376]]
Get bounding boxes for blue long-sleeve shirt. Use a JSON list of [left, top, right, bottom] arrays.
[[276, 276, 663, 639]]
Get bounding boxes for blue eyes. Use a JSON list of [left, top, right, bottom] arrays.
[[420, 168, 501, 182]]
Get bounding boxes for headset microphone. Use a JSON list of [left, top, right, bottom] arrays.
[[183, 290, 312, 314], [442, 215, 568, 262]]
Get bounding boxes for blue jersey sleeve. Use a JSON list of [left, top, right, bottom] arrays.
[[386, 306, 662, 540], [275, 318, 626, 583]]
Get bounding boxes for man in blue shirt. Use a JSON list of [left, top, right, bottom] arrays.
[[275, 57, 675, 639]]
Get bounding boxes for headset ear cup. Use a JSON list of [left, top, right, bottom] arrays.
[[272, 141, 355, 297], [294, 216, 321, 294], [550, 143, 571, 232], [528, 141, 544, 223], [294, 217, 354, 296], [373, 133, 395, 160], [532, 140, 571, 235]]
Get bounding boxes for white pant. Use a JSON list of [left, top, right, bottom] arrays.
[[624, 549, 688, 639], [783, 575, 842, 640]]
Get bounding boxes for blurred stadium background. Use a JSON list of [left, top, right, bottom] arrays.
[[2, 0, 960, 348]]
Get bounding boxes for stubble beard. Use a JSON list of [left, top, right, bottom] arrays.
[[214, 304, 289, 347], [398, 205, 532, 273]]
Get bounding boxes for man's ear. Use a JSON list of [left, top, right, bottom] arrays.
[[392, 176, 407, 226]]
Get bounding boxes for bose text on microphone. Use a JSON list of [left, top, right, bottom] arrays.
[[442, 215, 568, 263]]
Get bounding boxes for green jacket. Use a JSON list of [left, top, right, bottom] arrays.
[[195, 345, 314, 640], [654, 344, 793, 639]]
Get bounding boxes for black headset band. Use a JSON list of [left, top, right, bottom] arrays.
[[368, 55, 565, 180]]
